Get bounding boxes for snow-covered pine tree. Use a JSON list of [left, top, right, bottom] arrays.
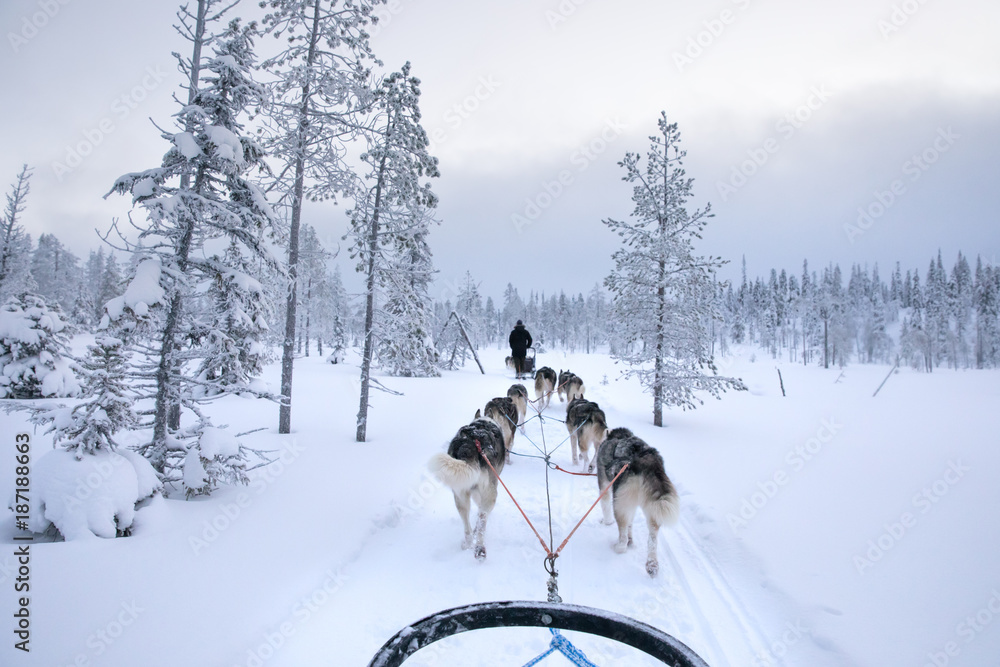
[[974, 257, 999, 368], [294, 224, 330, 356], [376, 213, 440, 377], [34, 334, 139, 455], [259, 0, 382, 434], [105, 10, 282, 492], [603, 112, 745, 426], [348, 61, 439, 441], [31, 233, 82, 313], [1, 165, 34, 299], [18, 327, 161, 540], [0, 293, 79, 399]]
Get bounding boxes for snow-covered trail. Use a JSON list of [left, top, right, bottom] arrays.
[[254, 353, 845, 667]]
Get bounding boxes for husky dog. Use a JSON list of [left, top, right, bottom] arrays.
[[558, 370, 585, 402], [428, 416, 507, 560], [596, 427, 679, 577], [483, 397, 519, 463], [504, 356, 515, 371], [534, 366, 557, 410], [565, 397, 607, 471], [507, 384, 528, 434]]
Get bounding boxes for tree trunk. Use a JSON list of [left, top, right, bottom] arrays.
[[278, 0, 322, 435], [151, 167, 205, 470], [356, 144, 391, 442], [167, 0, 209, 433]]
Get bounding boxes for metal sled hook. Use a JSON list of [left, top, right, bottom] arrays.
[[544, 555, 562, 604]]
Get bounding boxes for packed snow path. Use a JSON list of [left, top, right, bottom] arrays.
[[5, 347, 999, 666]]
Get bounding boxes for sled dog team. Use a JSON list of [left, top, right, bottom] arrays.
[[428, 366, 679, 577]]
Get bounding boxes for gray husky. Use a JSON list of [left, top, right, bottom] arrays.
[[507, 384, 528, 434], [596, 427, 679, 577], [428, 416, 507, 560], [565, 397, 607, 471], [558, 370, 585, 402], [534, 366, 557, 410], [483, 397, 519, 463]]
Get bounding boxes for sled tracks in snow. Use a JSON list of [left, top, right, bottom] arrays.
[[648, 507, 781, 667]]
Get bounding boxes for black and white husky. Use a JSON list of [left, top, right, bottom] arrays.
[[534, 366, 557, 410], [596, 427, 679, 577], [558, 370, 585, 402], [565, 397, 607, 471], [428, 416, 507, 560], [507, 384, 528, 434]]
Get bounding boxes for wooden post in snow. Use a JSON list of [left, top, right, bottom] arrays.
[[872, 362, 899, 397], [438, 311, 484, 375]]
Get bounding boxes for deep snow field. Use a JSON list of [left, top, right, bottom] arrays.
[[2, 343, 999, 667]]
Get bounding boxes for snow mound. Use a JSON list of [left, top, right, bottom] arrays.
[[22, 449, 159, 540]]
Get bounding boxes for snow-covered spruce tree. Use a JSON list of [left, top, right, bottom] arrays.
[[105, 11, 282, 493], [194, 239, 274, 392], [349, 61, 439, 442], [603, 112, 745, 426], [375, 212, 440, 377], [0, 293, 79, 399], [16, 331, 161, 540], [259, 0, 383, 434], [0, 165, 35, 302]]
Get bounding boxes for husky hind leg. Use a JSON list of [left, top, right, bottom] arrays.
[[453, 489, 474, 550], [472, 480, 498, 560], [612, 478, 640, 553], [645, 514, 661, 577]]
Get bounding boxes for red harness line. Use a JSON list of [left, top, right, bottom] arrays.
[[475, 439, 628, 561]]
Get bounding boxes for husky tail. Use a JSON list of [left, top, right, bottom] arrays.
[[428, 453, 480, 491], [647, 481, 680, 526]]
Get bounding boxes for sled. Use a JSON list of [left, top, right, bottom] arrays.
[[522, 347, 536, 379]]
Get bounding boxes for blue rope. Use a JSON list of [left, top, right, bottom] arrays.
[[521, 629, 599, 667]]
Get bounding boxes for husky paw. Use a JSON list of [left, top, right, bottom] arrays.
[[461, 536, 473, 550], [646, 559, 659, 577], [613, 542, 628, 554], [474, 545, 486, 560], [587, 462, 596, 474], [600, 517, 615, 526]]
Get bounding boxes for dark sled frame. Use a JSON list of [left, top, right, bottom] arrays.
[[366, 600, 710, 667]]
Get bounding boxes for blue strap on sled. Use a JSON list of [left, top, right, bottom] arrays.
[[522, 628, 598, 667]]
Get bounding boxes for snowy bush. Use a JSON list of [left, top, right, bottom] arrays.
[[181, 426, 249, 498], [19, 448, 159, 540], [0, 293, 79, 398]]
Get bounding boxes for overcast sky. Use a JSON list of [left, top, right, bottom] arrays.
[[2, 0, 998, 303]]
